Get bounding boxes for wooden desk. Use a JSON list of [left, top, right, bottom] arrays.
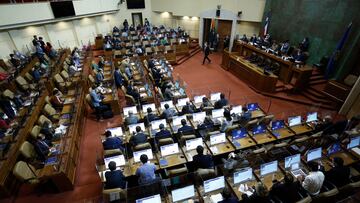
[[197, 185, 227, 203], [323, 151, 357, 171], [206, 140, 235, 156], [251, 110, 266, 119], [271, 127, 296, 140], [155, 152, 187, 169], [228, 54, 278, 93], [103, 93, 121, 115], [289, 124, 313, 135], [128, 157, 159, 176], [229, 135, 257, 150], [226, 176, 257, 200], [249, 131, 277, 145], [254, 169, 284, 190]]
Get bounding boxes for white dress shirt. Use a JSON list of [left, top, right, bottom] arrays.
[[302, 171, 325, 195]]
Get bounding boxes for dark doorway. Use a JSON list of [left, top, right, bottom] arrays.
[[132, 12, 143, 26], [203, 19, 232, 52]]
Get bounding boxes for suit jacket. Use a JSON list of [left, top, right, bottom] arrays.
[[192, 154, 214, 170], [103, 137, 124, 151], [178, 125, 194, 134], [162, 108, 176, 119], [34, 140, 49, 161], [114, 71, 123, 87], [104, 170, 126, 189], [325, 166, 350, 187], [144, 113, 158, 127], [130, 132, 148, 146], [155, 129, 172, 141], [204, 46, 210, 56], [125, 115, 139, 125], [95, 72, 104, 84], [270, 181, 302, 203], [215, 98, 228, 109], [181, 104, 195, 115]]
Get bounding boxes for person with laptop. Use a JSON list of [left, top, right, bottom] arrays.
[[197, 116, 215, 137], [102, 131, 124, 152], [240, 107, 252, 122], [161, 103, 177, 119], [104, 161, 126, 189], [220, 110, 233, 133], [270, 172, 302, 203], [242, 182, 272, 203], [297, 161, 325, 196], [136, 154, 157, 185], [181, 102, 195, 115], [214, 93, 228, 109], [155, 124, 172, 142], [218, 187, 238, 203], [125, 111, 139, 125], [200, 97, 212, 110], [325, 157, 350, 187], [130, 126, 148, 147], [178, 119, 194, 135], [192, 145, 214, 171], [144, 108, 158, 127]]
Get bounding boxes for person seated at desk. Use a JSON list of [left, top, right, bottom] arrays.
[[103, 130, 124, 152], [255, 36, 264, 46], [314, 115, 333, 133], [220, 110, 233, 133], [293, 49, 306, 64], [32, 66, 41, 82], [130, 126, 148, 147], [270, 172, 303, 203], [181, 102, 195, 115], [192, 146, 214, 171], [240, 107, 252, 121], [126, 83, 141, 102], [90, 85, 110, 121], [155, 124, 172, 142], [200, 97, 212, 110], [91, 61, 101, 72], [197, 116, 214, 131], [114, 67, 124, 88], [144, 108, 158, 127], [163, 85, 174, 100], [280, 40, 290, 55], [222, 152, 250, 173], [178, 119, 194, 135], [136, 154, 157, 185], [242, 183, 272, 203], [125, 111, 139, 125], [161, 104, 177, 119], [105, 161, 126, 189], [249, 34, 257, 44], [98, 56, 105, 70], [240, 34, 248, 43], [50, 89, 64, 108], [40, 121, 56, 143], [325, 157, 350, 187], [219, 187, 239, 203], [95, 69, 105, 85], [299, 37, 310, 52], [214, 93, 228, 109], [33, 135, 50, 162], [297, 161, 325, 196]]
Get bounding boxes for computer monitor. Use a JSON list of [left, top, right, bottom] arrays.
[[172, 115, 187, 126], [271, 120, 285, 131], [104, 155, 126, 168], [210, 92, 221, 101], [327, 143, 341, 155], [107, 127, 123, 137], [252, 124, 266, 135], [123, 106, 137, 117], [186, 138, 203, 151], [160, 100, 174, 109], [347, 136, 360, 149], [151, 119, 167, 130], [175, 81, 180, 89], [177, 97, 189, 107], [234, 167, 253, 184], [142, 103, 156, 113], [128, 123, 145, 134], [210, 133, 226, 145], [203, 176, 225, 193], [307, 147, 322, 162], [232, 128, 248, 139], [160, 143, 179, 157], [192, 112, 206, 122], [171, 185, 195, 202], [212, 108, 224, 119], [136, 194, 161, 203], [194, 95, 206, 103], [133, 148, 153, 163], [284, 154, 301, 169], [247, 103, 259, 111], [260, 160, 278, 176], [230, 105, 242, 115], [288, 116, 302, 127], [306, 112, 318, 123]]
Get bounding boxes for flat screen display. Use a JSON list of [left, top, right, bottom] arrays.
[[127, 0, 145, 9], [50, 2, 75, 18]]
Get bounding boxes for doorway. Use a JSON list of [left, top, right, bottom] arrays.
[[202, 19, 232, 52], [131, 12, 143, 27]]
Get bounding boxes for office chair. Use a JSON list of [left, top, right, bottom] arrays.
[[158, 138, 174, 147], [19, 141, 38, 161], [120, 86, 136, 105], [314, 180, 339, 203], [54, 73, 72, 91], [13, 161, 40, 185], [165, 164, 188, 178], [257, 115, 274, 126], [24, 72, 34, 82], [37, 115, 53, 127], [2, 89, 15, 100], [133, 142, 151, 151], [30, 125, 42, 139], [43, 104, 60, 121], [104, 149, 123, 158], [102, 183, 128, 203], [256, 56, 265, 66], [16, 75, 35, 91], [244, 119, 259, 131]]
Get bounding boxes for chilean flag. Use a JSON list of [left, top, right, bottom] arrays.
[[263, 12, 271, 36]]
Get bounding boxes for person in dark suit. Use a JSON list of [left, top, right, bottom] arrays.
[[33, 136, 50, 162], [270, 172, 302, 203], [181, 102, 195, 115], [178, 119, 194, 135], [144, 107, 158, 127], [104, 161, 126, 189], [155, 124, 172, 142], [95, 69, 104, 85], [242, 183, 272, 203], [219, 187, 239, 203], [241, 107, 252, 121], [202, 42, 211, 65], [161, 104, 177, 119], [114, 67, 123, 88], [325, 157, 350, 187], [214, 93, 228, 109], [126, 83, 141, 102], [129, 126, 148, 147], [192, 145, 214, 170], [40, 121, 55, 143], [102, 131, 124, 152]]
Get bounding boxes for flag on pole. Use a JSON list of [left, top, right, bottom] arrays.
[[325, 22, 352, 79], [263, 12, 271, 36]]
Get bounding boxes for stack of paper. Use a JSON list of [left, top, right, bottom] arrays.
[[210, 193, 223, 203]]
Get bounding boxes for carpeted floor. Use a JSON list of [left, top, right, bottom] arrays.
[[5, 51, 341, 203]]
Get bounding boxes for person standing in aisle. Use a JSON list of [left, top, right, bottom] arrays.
[[202, 42, 211, 65]]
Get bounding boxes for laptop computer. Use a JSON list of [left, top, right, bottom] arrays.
[[288, 116, 302, 127]]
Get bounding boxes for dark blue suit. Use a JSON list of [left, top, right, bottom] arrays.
[[114, 71, 123, 88], [103, 137, 124, 151], [130, 132, 148, 146], [178, 125, 194, 134], [215, 99, 228, 109], [144, 113, 158, 127], [192, 154, 214, 170], [241, 112, 252, 121], [34, 140, 50, 161], [155, 129, 172, 141], [104, 170, 126, 189]]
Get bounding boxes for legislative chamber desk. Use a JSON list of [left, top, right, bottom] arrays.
[[226, 175, 257, 201]]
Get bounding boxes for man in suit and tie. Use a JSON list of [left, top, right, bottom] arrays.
[[161, 104, 177, 119], [178, 119, 194, 135], [33, 136, 50, 162], [192, 145, 214, 171], [181, 102, 195, 115], [202, 42, 211, 65], [214, 93, 228, 109], [144, 107, 158, 127], [104, 161, 126, 189], [114, 67, 124, 88], [130, 126, 148, 147], [102, 131, 124, 152]]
